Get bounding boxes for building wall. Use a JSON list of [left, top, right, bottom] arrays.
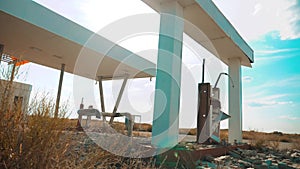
[[0, 80, 32, 112]]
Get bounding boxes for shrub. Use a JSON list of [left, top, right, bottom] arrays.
[[245, 130, 267, 149], [269, 140, 280, 150], [0, 90, 70, 168], [272, 131, 283, 136], [292, 139, 300, 150], [250, 137, 266, 149], [220, 129, 228, 141]]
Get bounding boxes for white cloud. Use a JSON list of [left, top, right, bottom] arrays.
[[253, 3, 262, 15], [242, 76, 253, 83], [246, 93, 293, 108], [247, 100, 292, 108], [255, 54, 292, 62], [263, 76, 300, 88], [254, 48, 300, 62], [279, 115, 300, 120], [255, 48, 298, 55], [34, 0, 155, 32], [212, 0, 300, 40], [36, 0, 300, 41], [244, 75, 300, 93], [243, 74, 300, 110]]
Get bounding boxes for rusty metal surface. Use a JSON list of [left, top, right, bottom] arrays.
[[197, 83, 211, 143], [156, 144, 250, 168]]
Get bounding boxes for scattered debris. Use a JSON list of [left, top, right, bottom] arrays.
[[198, 146, 300, 169]]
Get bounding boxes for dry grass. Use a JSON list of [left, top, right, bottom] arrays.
[[181, 128, 299, 150], [58, 132, 157, 169], [220, 129, 228, 141], [0, 88, 70, 168], [292, 138, 300, 150], [269, 140, 280, 150], [0, 90, 157, 168], [243, 130, 300, 150], [0, 66, 82, 167], [0, 78, 155, 168], [0, 64, 160, 168], [243, 130, 300, 143]]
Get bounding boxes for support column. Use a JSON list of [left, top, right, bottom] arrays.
[[98, 76, 105, 113], [228, 58, 242, 143], [54, 63, 65, 118], [0, 44, 4, 65], [109, 76, 128, 124], [9, 60, 17, 83], [98, 76, 106, 121], [152, 1, 184, 148]]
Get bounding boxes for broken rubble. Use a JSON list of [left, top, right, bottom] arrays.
[[198, 146, 299, 169]]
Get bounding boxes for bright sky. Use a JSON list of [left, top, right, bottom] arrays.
[[212, 0, 300, 133], [5, 0, 300, 133]]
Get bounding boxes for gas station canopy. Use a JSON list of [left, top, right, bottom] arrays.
[[0, 0, 156, 80], [1, 0, 254, 146], [143, 0, 254, 67]]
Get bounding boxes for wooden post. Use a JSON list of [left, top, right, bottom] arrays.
[[78, 114, 82, 125], [98, 76, 106, 122], [197, 83, 211, 143], [98, 76, 106, 121], [0, 44, 3, 65], [98, 76, 105, 112], [54, 63, 65, 118], [9, 60, 17, 83]]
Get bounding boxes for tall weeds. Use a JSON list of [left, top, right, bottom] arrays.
[[0, 91, 71, 168], [0, 63, 70, 168]]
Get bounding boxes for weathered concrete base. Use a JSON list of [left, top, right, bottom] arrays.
[[155, 144, 250, 168]]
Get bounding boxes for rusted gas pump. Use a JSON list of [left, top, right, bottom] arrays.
[[197, 59, 232, 144]]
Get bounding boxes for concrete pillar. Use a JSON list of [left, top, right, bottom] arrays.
[[228, 58, 242, 143], [54, 63, 65, 118], [152, 1, 184, 148], [86, 115, 91, 127]]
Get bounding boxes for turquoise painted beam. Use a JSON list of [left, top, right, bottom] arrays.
[[195, 0, 254, 63], [142, 0, 254, 66]]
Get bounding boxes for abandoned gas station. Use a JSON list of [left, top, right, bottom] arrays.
[[0, 0, 253, 149]]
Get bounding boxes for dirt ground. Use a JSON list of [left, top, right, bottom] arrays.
[[70, 119, 300, 150], [59, 120, 300, 168]]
